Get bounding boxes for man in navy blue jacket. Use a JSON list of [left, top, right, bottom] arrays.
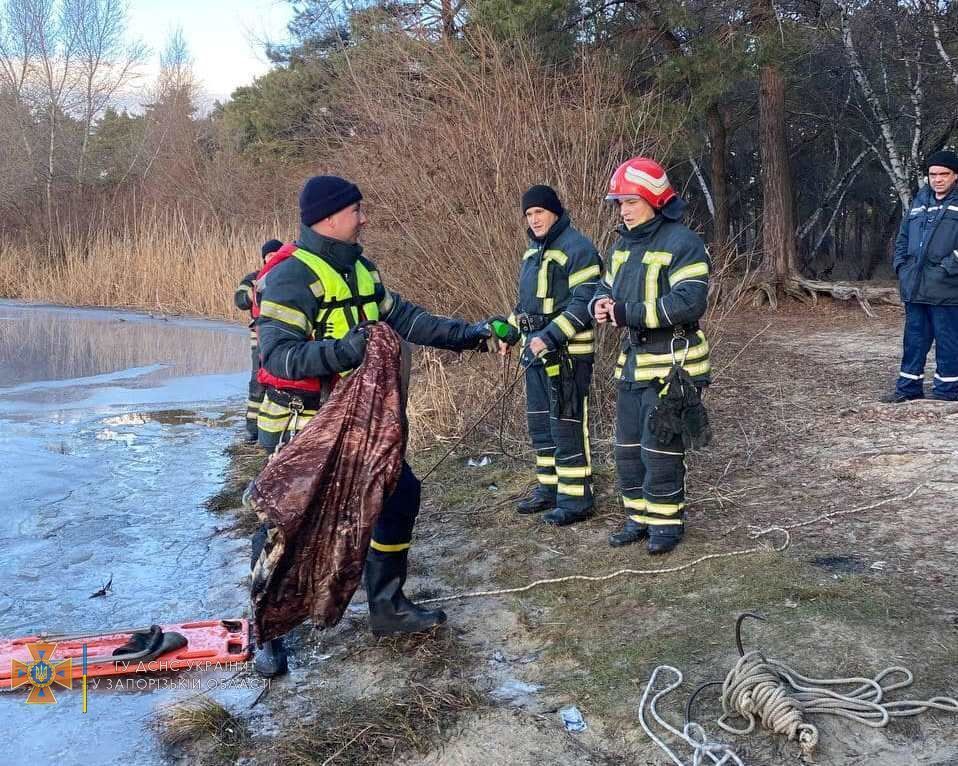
[[886, 150, 958, 402]]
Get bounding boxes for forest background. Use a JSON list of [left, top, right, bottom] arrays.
[[1, 0, 952, 437]]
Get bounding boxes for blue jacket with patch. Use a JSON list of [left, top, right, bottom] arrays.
[[894, 184, 958, 305]]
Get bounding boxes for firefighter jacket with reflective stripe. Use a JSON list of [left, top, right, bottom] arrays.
[[257, 225, 479, 390], [508, 215, 602, 357], [894, 185, 958, 305], [593, 214, 711, 386]]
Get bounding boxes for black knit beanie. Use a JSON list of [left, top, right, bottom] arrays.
[[299, 175, 363, 227], [926, 150, 958, 174], [521, 185, 564, 217], [261, 238, 283, 259]]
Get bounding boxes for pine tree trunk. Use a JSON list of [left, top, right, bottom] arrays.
[[707, 104, 730, 253], [758, 64, 798, 284]]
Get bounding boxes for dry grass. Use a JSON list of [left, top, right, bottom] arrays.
[[269, 681, 484, 766], [154, 696, 250, 761]]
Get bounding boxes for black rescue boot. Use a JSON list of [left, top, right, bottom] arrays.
[[879, 391, 923, 403], [253, 637, 288, 677], [542, 507, 593, 526], [365, 549, 447, 636], [608, 519, 649, 547], [516, 491, 556, 515], [647, 527, 684, 555]]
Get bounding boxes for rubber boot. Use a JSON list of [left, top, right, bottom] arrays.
[[253, 637, 288, 677], [608, 519, 649, 547], [647, 527, 684, 555], [542, 507, 593, 526], [517, 489, 556, 515], [365, 549, 447, 636]]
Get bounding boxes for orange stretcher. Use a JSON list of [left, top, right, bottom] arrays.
[[0, 619, 250, 688]]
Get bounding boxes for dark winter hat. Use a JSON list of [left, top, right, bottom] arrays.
[[299, 175, 363, 227], [261, 238, 283, 259], [925, 150, 958, 174], [521, 185, 564, 217]]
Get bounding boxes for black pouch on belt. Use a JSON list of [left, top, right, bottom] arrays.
[[549, 352, 580, 419], [649, 364, 712, 450]]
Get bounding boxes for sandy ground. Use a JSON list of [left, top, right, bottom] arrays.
[[174, 306, 958, 766]]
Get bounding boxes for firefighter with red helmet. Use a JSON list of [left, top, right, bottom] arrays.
[[591, 157, 711, 554]]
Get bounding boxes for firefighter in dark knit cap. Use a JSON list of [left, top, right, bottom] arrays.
[[495, 185, 602, 526], [592, 157, 711, 555], [250, 175, 494, 677], [883, 149, 958, 403], [234, 238, 283, 442]]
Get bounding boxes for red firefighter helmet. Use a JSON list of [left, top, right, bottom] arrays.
[[606, 157, 675, 209]]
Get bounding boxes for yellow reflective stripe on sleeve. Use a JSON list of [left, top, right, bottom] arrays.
[[623, 497, 647, 510], [557, 483, 586, 497], [369, 269, 382, 284], [379, 288, 395, 315], [240, 284, 252, 296], [537, 474, 559, 485], [634, 359, 711, 381], [508, 313, 518, 328], [668, 261, 709, 286], [628, 514, 647, 524], [617, 352, 627, 365], [545, 364, 560, 376], [260, 300, 311, 333], [543, 297, 555, 313], [572, 330, 594, 342], [569, 264, 601, 287], [369, 540, 411, 552], [567, 343, 594, 354], [536, 455, 556, 467], [614, 368, 624, 379], [308, 280, 324, 298], [556, 465, 591, 478], [555, 314, 577, 337]]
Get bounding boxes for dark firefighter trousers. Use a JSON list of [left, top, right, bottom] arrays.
[[525, 358, 593, 513], [246, 331, 266, 439], [895, 303, 958, 400], [614, 383, 686, 533]]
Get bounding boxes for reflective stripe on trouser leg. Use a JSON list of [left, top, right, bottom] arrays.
[[638, 385, 685, 527], [526, 365, 558, 498], [370, 462, 421, 552], [614, 384, 646, 522], [256, 392, 316, 453], [551, 359, 593, 512], [929, 305, 958, 399], [897, 302, 933, 398]]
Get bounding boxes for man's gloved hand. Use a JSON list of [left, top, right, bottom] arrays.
[[520, 334, 550, 368], [333, 323, 369, 370], [463, 320, 494, 351]]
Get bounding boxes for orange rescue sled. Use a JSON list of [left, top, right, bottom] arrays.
[[0, 619, 250, 688]]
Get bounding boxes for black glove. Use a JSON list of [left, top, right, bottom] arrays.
[[462, 320, 493, 351], [333, 324, 369, 370]]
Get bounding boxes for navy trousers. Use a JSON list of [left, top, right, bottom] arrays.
[[896, 303, 958, 400]]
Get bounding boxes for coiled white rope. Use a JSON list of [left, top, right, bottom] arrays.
[[639, 665, 744, 766]]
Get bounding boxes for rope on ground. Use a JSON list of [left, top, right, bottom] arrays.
[[718, 650, 958, 757], [746, 486, 920, 539], [639, 665, 744, 766], [417, 527, 790, 605]]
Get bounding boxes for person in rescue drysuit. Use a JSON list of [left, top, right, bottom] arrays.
[[496, 185, 602, 526], [883, 149, 958, 402], [591, 157, 711, 555], [250, 175, 494, 677], [234, 239, 283, 442]]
